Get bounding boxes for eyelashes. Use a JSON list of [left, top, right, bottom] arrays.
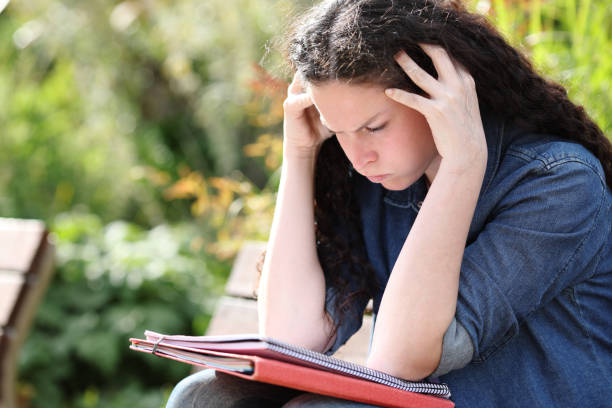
[[326, 122, 388, 135], [365, 123, 387, 133]]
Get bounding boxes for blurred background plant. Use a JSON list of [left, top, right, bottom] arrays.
[[486, 0, 612, 134], [0, 0, 609, 406]]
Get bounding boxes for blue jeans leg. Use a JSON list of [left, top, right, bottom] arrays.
[[282, 393, 381, 407], [166, 369, 302, 408]]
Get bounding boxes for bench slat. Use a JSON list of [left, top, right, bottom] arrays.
[[206, 296, 373, 366], [0, 275, 25, 327], [0, 218, 55, 408], [225, 241, 266, 299], [0, 219, 46, 272], [204, 240, 375, 376], [224, 241, 373, 311]]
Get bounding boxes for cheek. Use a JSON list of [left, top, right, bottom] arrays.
[[394, 116, 433, 155], [387, 131, 432, 161]]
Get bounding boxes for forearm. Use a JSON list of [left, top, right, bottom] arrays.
[[258, 149, 333, 351], [368, 161, 485, 380]]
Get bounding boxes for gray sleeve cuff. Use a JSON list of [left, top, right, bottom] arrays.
[[429, 318, 474, 378]]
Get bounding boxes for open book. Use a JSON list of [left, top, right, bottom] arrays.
[[130, 331, 453, 408]]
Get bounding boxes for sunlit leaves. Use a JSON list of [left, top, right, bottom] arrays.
[[477, 0, 611, 135], [164, 62, 286, 260]]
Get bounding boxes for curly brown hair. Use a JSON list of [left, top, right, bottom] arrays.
[[284, 0, 612, 330]]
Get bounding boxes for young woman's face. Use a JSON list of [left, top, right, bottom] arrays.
[[308, 81, 439, 191]]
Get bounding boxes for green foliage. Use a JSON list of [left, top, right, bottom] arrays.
[[0, 0, 291, 225], [482, 0, 611, 136], [18, 212, 228, 408], [164, 66, 285, 259]]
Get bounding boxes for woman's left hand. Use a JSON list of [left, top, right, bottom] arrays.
[[385, 44, 487, 173]]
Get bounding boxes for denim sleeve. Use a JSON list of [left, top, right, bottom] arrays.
[[455, 159, 609, 362]]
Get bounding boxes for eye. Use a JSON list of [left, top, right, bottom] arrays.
[[365, 123, 386, 133]]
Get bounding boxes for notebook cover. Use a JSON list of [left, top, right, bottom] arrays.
[[130, 340, 454, 408], [140, 331, 451, 398], [246, 355, 455, 408]]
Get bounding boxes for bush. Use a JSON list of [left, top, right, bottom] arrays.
[[484, 0, 611, 136], [18, 212, 228, 408]]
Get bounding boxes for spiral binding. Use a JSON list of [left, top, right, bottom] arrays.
[[264, 338, 451, 398]]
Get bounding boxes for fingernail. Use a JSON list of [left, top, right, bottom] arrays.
[[385, 88, 395, 96]]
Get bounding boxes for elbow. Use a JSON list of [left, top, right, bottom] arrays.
[[366, 345, 442, 381], [258, 303, 335, 353]]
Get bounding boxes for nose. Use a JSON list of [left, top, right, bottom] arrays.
[[343, 138, 378, 172]]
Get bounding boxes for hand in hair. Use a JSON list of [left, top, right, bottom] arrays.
[[385, 44, 488, 173], [282, 72, 333, 157]]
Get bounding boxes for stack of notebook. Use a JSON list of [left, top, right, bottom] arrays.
[[130, 331, 453, 408]]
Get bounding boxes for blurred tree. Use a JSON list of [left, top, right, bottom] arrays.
[[0, 0, 292, 225], [164, 62, 285, 259]]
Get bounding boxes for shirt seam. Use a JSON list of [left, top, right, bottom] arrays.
[[542, 163, 606, 308], [566, 287, 592, 340], [481, 120, 505, 195], [505, 149, 605, 183]]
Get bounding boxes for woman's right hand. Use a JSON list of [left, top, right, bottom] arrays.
[[282, 72, 333, 157]]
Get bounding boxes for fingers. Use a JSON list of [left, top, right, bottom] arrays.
[[389, 45, 477, 110], [386, 48, 479, 131], [419, 44, 459, 86], [284, 73, 332, 146], [284, 93, 313, 115], [394, 50, 440, 95], [288, 71, 306, 96], [284, 72, 314, 115], [455, 61, 476, 91], [385, 88, 429, 112], [306, 105, 334, 139], [394, 45, 467, 97]]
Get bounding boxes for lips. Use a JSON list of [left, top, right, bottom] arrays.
[[366, 174, 389, 183]]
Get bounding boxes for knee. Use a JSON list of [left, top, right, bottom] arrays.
[[282, 394, 380, 408], [166, 369, 219, 408], [166, 369, 300, 408]]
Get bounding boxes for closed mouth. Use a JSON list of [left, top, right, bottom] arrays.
[[366, 174, 389, 183]]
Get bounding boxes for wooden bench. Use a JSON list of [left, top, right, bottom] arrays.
[[0, 218, 55, 408], [205, 241, 373, 365]]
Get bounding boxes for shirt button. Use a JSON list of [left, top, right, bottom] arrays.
[[417, 201, 423, 208]]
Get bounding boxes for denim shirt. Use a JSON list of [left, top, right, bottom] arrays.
[[323, 112, 612, 407]]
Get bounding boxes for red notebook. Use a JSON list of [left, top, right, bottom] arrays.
[[130, 331, 454, 408]]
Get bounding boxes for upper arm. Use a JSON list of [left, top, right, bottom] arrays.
[[455, 159, 609, 362]]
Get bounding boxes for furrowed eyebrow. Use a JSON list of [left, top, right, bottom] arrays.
[[321, 111, 386, 134]]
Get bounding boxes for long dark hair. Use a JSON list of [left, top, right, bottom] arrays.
[[286, 0, 612, 329]]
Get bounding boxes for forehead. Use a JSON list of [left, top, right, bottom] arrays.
[[307, 81, 389, 131]]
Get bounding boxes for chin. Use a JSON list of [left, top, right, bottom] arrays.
[[381, 179, 412, 191]]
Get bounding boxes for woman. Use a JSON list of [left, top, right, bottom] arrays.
[[167, 0, 612, 406]]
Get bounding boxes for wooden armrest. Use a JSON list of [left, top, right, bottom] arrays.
[[0, 218, 55, 408]]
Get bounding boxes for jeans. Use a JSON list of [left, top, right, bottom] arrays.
[[166, 369, 381, 408]]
